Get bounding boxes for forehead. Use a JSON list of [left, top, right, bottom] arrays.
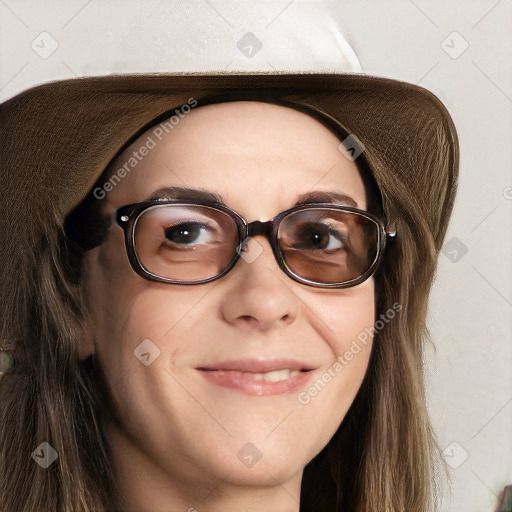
[[101, 101, 367, 215]]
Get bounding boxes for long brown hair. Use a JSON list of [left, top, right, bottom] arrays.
[[0, 98, 453, 512]]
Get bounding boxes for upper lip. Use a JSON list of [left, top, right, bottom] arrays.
[[196, 358, 315, 373]]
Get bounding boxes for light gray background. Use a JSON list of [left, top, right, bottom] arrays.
[[1, 1, 511, 511]]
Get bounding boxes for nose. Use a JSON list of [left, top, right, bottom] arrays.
[[218, 237, 300, 330]]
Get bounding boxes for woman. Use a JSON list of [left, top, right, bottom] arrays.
[[0, 74, 458, 511]]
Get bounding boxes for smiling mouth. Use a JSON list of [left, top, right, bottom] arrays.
[[198, 368, 311, 383], [196, 362, 315, 396]]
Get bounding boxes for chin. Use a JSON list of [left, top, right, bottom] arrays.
[[194, 437, 314, 488]]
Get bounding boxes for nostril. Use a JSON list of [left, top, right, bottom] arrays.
[[237, 315, 258, 326]]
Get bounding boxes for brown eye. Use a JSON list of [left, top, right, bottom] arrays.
[[164, 222, 209, 246], [291, 222, 345, 250]]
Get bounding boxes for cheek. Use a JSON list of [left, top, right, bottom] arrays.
[[85, 234, 160, 378], [86, 234, 214, 382], [296, 281, 375, 430], [305, 279, 376, 358]]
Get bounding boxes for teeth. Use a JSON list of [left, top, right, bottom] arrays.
[[250, 369, 301, 382]]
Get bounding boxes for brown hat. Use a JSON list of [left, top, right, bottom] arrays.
[[0, 72, 458, 282]]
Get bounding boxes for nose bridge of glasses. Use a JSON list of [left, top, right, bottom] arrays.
[[240, 220, 277, 255], [246, 219, 275, 240]]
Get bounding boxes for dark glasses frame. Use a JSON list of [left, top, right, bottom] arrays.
[[115, 199, 396, 289]]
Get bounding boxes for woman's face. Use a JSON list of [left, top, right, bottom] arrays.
[[83, 101, 375, 507]]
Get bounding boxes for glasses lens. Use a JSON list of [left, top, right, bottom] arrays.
[[277, 208, 380, 285], [133, 204, 239, 281]]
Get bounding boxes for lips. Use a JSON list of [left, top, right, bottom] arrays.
[[197, 358, 314, 373], [196, 359, 316, 396]]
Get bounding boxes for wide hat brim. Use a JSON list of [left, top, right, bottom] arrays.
[[0, 72, 458, 258]]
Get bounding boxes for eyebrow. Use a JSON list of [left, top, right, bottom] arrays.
[[146, 186, 358, 208], [295, 190, 358, 208]]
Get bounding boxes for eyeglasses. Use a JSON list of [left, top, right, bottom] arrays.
[[115, 200, 396, 288]]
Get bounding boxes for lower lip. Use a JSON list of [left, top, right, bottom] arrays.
[[198, 369, 314, 396]]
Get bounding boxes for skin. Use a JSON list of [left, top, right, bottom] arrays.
[[80, 101, 375, 512]]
